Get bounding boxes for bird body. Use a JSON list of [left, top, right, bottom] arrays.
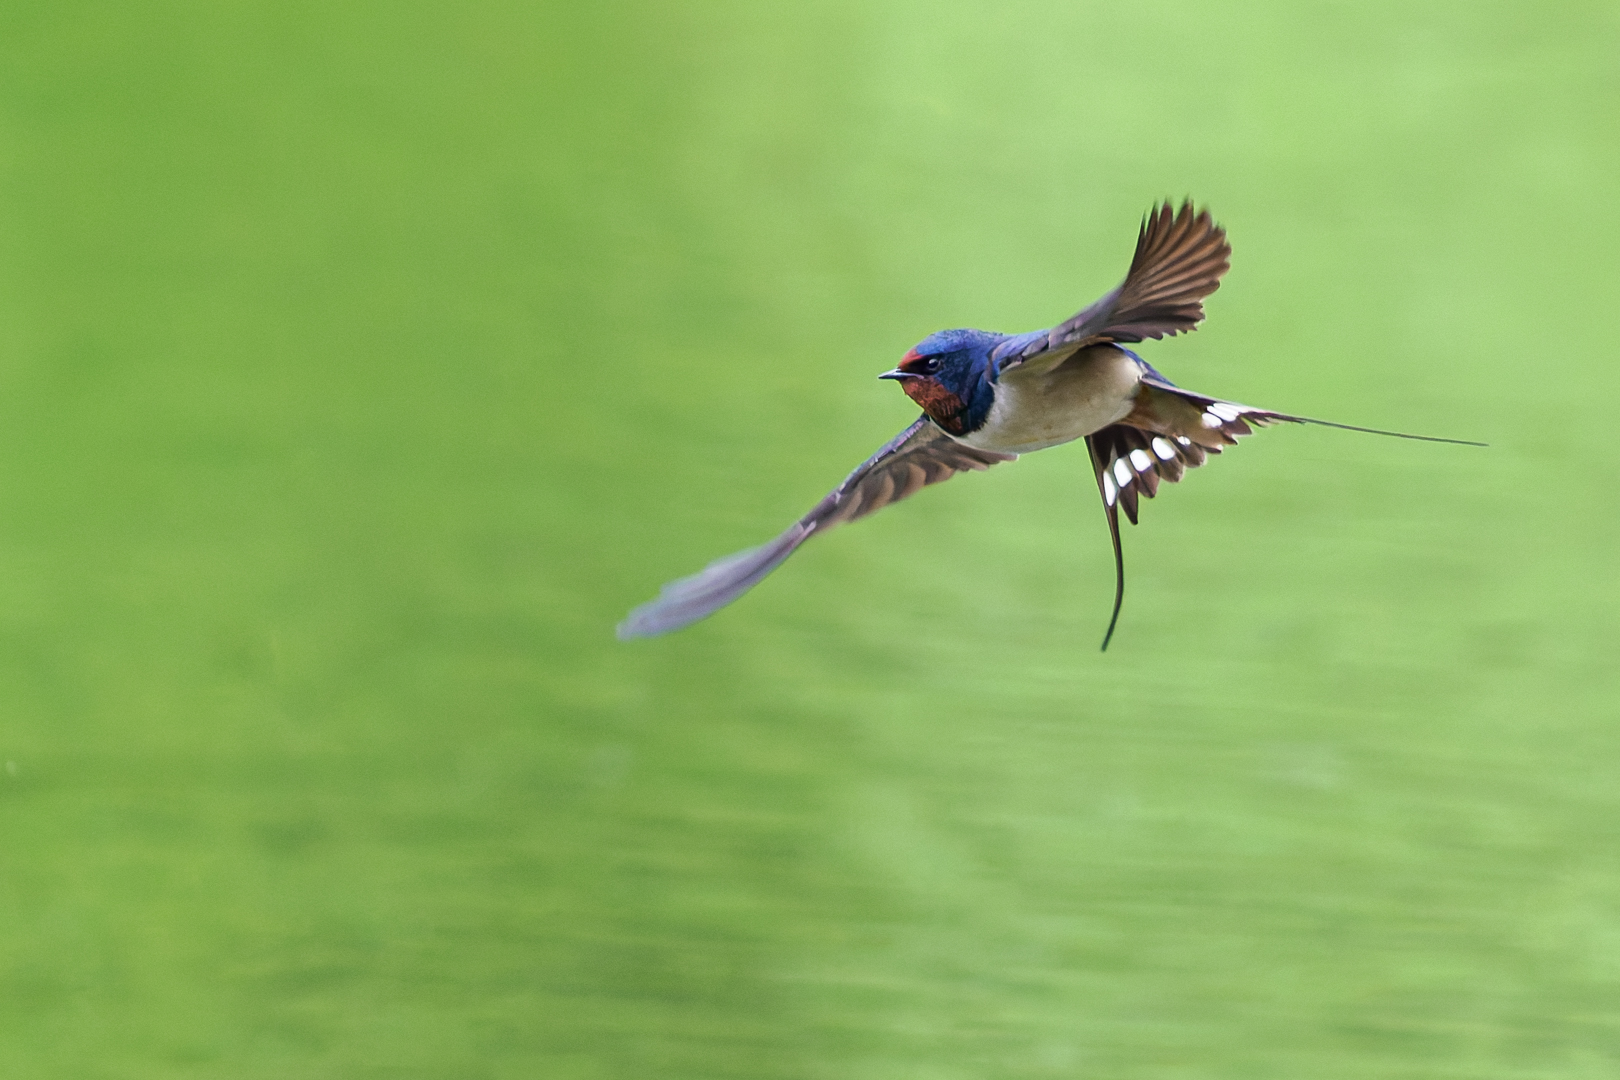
[[618, 202, 1480, 646], [959, 345, 1144, 455]]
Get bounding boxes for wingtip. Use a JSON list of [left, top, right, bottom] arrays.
[[616, 606, 684, 640], [616, 601, 684, 640]]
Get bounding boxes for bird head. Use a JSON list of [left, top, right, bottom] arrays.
[[879, 328, 1001, 435]]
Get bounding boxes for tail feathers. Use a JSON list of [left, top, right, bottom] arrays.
[[1087, 421, 1241, 650], [1130, 376, 1485, 447], [1089, 378, 1483, 651], [1285, 416, 1486, 446]]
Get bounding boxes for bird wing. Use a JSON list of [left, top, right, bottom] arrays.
[[618, 416, 1016, 638], [1085, 381, 1299, 650], [996, 202, 1231, 375]]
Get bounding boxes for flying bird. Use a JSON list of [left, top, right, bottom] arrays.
[[619, 201, 1481, 648]]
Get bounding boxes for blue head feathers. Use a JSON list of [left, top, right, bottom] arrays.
[[890, 328, 1005, 435]]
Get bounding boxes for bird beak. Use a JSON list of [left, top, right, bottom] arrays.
[[879, 369, 917, 381]]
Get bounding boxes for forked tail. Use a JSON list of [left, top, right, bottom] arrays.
[[1086, 389, 1484, 651], [1284, 416, 1485, 446]]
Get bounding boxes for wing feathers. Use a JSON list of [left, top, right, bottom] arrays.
[[615, 526, 813, 639], [618, 417, 1015, 638], [1105, 203, 1231, 342], [1002, 201, 1231, 373]]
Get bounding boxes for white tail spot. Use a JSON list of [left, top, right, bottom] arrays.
[[1209, 401, 1242, 422], [1201, 412, 1223, 428], [1112, 458, 1133, 486], [1129, 449, 1153, 472], [1102, 472, 1117, 506], [1151, 437, 1176, 460]]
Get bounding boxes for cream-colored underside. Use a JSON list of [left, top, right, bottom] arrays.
[[956, 345, 1143, 455]]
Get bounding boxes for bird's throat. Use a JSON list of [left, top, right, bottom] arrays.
[[900, 377, 968, 435]]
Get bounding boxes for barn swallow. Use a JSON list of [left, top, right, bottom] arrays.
[[618, 201, 1482, 648]]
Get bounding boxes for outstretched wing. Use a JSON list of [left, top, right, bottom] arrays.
[[618, 416, 1016, 639], [996, 202, 1231, 374]]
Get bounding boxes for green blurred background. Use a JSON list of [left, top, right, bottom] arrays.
[[1, 2, 1617, 1076]]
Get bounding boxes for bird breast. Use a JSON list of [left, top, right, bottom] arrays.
[[956, 345, 1142, 455]]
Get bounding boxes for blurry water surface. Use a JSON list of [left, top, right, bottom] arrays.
[[2, 2, 1618, 1076]]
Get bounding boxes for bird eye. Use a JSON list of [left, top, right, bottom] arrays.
[[924, 358, 942, 373]]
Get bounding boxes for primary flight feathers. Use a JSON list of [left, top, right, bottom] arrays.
[[617, 418, 1014, 639]]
